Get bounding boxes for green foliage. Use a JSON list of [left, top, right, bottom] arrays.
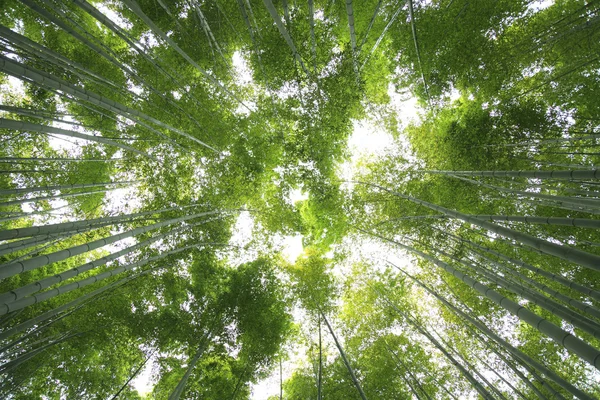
[[1, 0, 600, 399], [285, 247, 336, 314], [223, 258, 292, 369]]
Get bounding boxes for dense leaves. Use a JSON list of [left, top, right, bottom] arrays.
[[1, 0, 600, 399]]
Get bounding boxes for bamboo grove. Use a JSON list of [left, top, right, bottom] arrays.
[[0, 0, 599, 399]]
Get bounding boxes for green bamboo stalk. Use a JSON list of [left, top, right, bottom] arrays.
[[309, 0, 317, 74], [358, 0, 382, 51], [0, 180, 141, 196], [361, 5, 402, 69], [0, 211, 221, 280], [456, 234, 600, 302], [262, 0, 311, 76], [0, 242, 215, 315], [450, 175, 600, 210], [0, 56, 205, 153], [433, 330, 508, 400], [320, 310, 368, 400], [0, 118, 153, 160], [374, 288, 495, 400], [471, 214, 600, 229], [22, 0, 200, 129], [0, 267, 144, 341], [0, 220, 212, 305], [418, 169, 600, 180], [345, 0, 360, 78], [357, 181, 600, 271], [0, 204, 207, 240], [385, 341, 431, 400], [393, 263, 587, 400], [454, 252, 600, 340], [168, 341, 208, 400], [469, 246, 600, 320], [121, 0, 247, 112], [406, 0, 431, 105], [372, 232, 600, 371], [0, 187, 113, 208], [0, 157, 122, 163]]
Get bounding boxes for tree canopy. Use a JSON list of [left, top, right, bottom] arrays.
[[1, 0, 600, 399]]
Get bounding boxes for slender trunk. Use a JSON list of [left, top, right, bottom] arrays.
[[487, 134, 600, 148], [0, 221, 210, 305], [462, 318, 551, 400], [516, 158, 594, 169], [0, 305, 81, 356], [318, 316, 322, 400], [309, 0, 317, 74], [375, 214, 446, 227], [0, 25, 123, 93], [320, 311, 368, 400], [434, 332, 507, 400], [229, 366, 248, 400], [395, 265, 583, 400], [262, 0, 311, 76], [0, 356, 47, 396], [421, 368, 460, 400], [454, 234, 600, 302], [357, 181, 600, 271], [0, 210, 221, 280], [0, 56, 201, 153], [374, 288, 495, 400], [368, 231, 600, 371], [362, 5, 403, 69], [0, 180, 140, 196], [407, 0, 431, 105], [450, 174, 600, 210], [109, 352, 153, 400], [345, 0, 360, 78], [0, 332, 81, 375], [441, 249, 600, 339], [121, 0, 246, 112], [73, 0, 196, 103], [0, 205, 72, 225], [24, 0, 201, 132], [0, 203, 209, 240], [358, 0, 382, 51], [0, 243, 210, 315], [0, 234, 63, 256], [0, 104, 161, 141], [417, 169, 600, 180], [0, 118, 154, 161], [7, 238, 62, 264], [242, 0, 261, 36], [0, 170, 53, 174], [387, 344, 424, 400], [168, 342, 208, 400], [0, 157, 122, 163], [0, 187, 113, 208], [471, 214, 600, 229], [469, 246, 600, 320], [562, 187, 600, 196], [190, 2, 227, 64], [0, 266, 143, 341], [385, 342, 430, 400]]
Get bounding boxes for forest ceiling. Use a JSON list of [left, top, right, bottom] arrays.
[[0, 0, 599, 399]]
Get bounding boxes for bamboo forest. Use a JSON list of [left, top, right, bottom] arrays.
[[1, 0, 600, 398]]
